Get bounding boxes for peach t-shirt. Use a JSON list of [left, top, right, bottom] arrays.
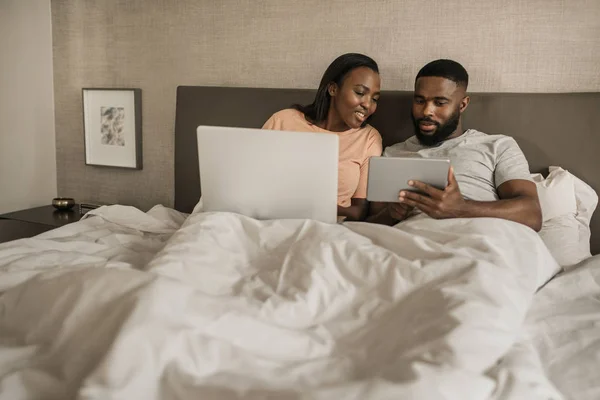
[[262, 109, 383, 207]]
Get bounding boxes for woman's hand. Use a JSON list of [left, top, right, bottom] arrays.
[[387, 202, 414, 221]]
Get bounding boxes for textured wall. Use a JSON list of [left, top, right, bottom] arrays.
[[51, 0, 600, 210]]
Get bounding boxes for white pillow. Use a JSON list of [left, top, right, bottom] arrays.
[[538, 215, 586, 268], [531, 169, 577, 222], [533, 167, 598, 269]]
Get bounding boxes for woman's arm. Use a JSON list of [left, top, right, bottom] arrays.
[[366, 201, 413, 225], [341, 129, 383, 221], [338, 198, 369, 221]]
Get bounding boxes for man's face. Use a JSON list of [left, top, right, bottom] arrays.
[[411, 76, 468, 146]]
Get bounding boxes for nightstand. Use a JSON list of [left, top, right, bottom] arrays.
[[0, 205, 84, 243]]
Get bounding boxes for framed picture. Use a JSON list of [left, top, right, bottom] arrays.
[[82, 88, 142, 169]]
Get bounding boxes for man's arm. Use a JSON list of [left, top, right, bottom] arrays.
[[467, 179, 542, 231], [398, 167, 542, 231]]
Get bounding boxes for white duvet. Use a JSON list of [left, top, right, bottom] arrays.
[[525, 254, 600, 400], [0, 205, 563, 399]]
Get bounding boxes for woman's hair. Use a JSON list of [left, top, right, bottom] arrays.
[[292, 53, 379, 124]]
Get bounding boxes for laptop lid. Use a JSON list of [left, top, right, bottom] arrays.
[[197, 125, 338, 223]]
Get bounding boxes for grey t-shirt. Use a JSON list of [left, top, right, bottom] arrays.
[[383, 129, 532, 201]]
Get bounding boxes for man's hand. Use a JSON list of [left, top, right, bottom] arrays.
[[399, 166, 466, 219]]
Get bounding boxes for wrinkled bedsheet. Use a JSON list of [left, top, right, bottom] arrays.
[[525, 254, 600, 400], [0, 205, 562, 399]]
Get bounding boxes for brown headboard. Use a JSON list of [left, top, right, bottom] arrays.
[[174, 87, 600, 254]]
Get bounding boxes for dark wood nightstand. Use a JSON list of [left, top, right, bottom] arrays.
[[0, 205, 84, 243]]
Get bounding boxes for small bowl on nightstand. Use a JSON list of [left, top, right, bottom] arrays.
[[52, 197, 75, 211]]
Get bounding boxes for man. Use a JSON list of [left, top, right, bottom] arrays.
[[368, 59, 542, 231]]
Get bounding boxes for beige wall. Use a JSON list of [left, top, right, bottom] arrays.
[[52, 0, 600, 210], [0, 0, 57, 214]]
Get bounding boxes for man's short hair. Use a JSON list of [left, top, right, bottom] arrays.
[[416, 59, 469, 89]]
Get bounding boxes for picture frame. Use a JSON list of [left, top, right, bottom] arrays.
[[82, 88, 142, 169]]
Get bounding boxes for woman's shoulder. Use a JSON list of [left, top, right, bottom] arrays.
[[360, 125, 383, 156], [362, 124, 383, 141], [269, 108, 307, 123], [263, 108, 311, 130]]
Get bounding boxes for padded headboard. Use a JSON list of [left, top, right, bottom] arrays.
[[174, 87, 600, 254]]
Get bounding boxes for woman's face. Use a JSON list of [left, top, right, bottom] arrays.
[[329, 67, 381, 130]]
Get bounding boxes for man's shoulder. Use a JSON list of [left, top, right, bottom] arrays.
[[465, 129, 516, 144], [383, 136, 420, 156]]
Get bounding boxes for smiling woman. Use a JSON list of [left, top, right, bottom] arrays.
[[262, 53, 383, 221]]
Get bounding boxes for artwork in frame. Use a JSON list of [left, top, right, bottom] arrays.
[[82, 88, 142, 169]]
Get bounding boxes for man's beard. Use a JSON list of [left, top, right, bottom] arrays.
[[412, 108, 461, 146]]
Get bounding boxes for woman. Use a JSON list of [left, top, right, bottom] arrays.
[[262, 53, 383, 221]]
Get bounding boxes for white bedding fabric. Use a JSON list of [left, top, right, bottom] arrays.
[[0, 205, 564, 399], [525, 254, 600, 400], [532, 167, 598, 269]]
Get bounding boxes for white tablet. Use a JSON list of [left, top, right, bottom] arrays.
[[366, 156, 450, 202]]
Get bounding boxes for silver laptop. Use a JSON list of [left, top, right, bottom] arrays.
[[197, 125, 338, 223]]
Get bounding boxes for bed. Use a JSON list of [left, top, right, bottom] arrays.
[[0, 88, 599, 400]]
